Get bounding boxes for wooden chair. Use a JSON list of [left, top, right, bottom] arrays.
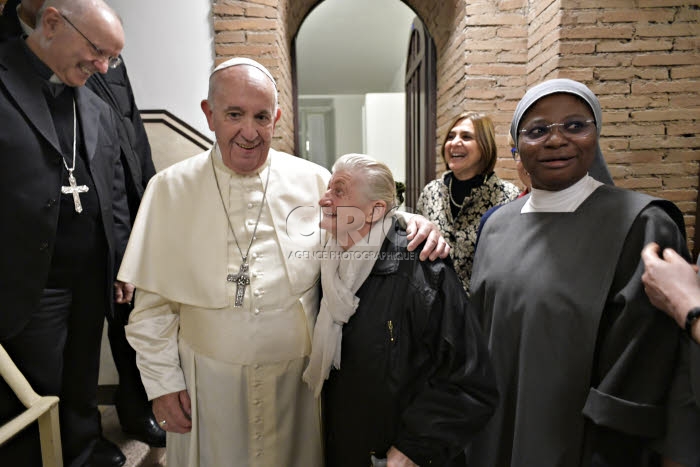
[[0, 343, 63, 467]]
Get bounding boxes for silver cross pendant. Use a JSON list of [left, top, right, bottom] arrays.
[[61, 171, 89, 213], [227, 262, 250, 307]]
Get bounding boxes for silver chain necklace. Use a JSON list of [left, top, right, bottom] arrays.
[[60, 99, 89, 213], [211, 147, 272, 307]]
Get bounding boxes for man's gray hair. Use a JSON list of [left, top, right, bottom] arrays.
[[332, 154, 396, 210]]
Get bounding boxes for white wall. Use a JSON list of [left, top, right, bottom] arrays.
[[295, 0, 415, 95], [388, 59, 407, 93], [364, 93, 405, 184], [299, 93, 405, 181], [299, 94, 365, 166], [331, 95, 365, 157], [107, 0, 214, 137]]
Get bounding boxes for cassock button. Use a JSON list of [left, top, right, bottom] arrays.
[[46, 199, 56, 208], [254, 399, 261, 406], [39, 241, 49, 251], [247, 202, 254, 209], [254, 308, 260, 315], [247, 219, 256, 226]]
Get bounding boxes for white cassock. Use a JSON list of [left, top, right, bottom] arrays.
[[118, 147, 330, 467]]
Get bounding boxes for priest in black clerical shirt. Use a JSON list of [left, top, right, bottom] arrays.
[[0, 1, 131, 466], [2, 0, 166, 453]]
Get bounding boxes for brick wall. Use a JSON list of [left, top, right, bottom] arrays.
[[552, 0, 700, 247], [212, 0, 297, 154], [433, 0, 529, 177], [208, 0, 700, 248]]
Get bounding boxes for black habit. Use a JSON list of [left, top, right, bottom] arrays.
[[467, 185, 689, 466]]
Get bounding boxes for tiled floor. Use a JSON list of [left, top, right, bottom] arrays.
[[100, 405, 166, 467]]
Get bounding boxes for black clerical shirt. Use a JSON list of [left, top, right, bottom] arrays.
[[21, 42, 103, 287]]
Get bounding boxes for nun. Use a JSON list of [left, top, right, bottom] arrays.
[[467, 79, 690, 466]]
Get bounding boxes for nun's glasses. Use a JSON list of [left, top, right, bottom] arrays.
[[519, 119, 595, 143]]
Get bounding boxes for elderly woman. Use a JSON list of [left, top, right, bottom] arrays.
[[303, 154, 498, 467], [466, 79, 689, 466], [417, 112, 520, 292]]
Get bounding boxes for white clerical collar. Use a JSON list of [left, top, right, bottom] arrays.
[[212, 144, 271, 178], [522, 174, 602, 213], [20, 11, 65, 85]]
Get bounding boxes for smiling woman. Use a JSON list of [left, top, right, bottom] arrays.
[[468, 79, 695, 467], [307, 153, 498, 467], [417, 112, 519, 292], [516, 94, 598, 192]]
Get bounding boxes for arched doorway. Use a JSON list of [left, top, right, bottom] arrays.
[[293, 0, 436, 210]]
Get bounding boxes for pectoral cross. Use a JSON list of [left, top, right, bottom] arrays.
[[61, 171, 89, 213], [227, 262, 250, 307]]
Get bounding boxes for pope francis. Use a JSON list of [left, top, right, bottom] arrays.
[[118, 57, 447, 467]]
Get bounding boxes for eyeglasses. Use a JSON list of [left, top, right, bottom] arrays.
[[59, 12, 122, 69], [519, 119, 596, 143]]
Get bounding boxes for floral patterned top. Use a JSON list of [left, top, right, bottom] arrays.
[[417, 171, 520, 292]]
